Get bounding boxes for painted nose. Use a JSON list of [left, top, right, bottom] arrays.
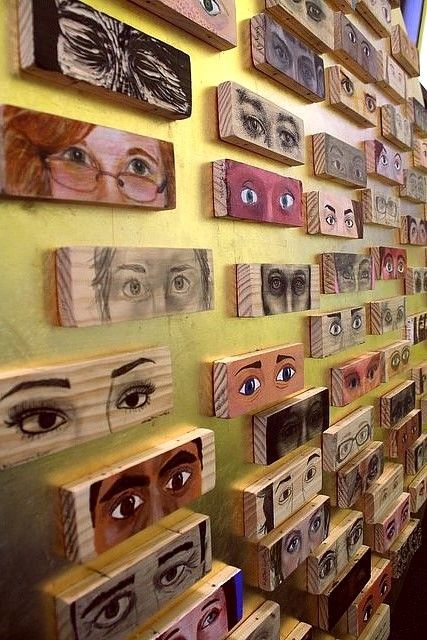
[[96, 172, 126, 203], [262, 196, 276, 222]]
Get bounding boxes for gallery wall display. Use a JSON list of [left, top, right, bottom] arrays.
[[354, 0, 392, 36], [333, 13, 380, 83], [0, 347, 172, 469], [400, 169, 427, 203], [18, 0, 192, 118], [265, 0, 334, 53], [312, 133, 367, 188], [330, 352, 381, 406], [368, 296, 406, 335], [390, 24, 420, 77], [56, 246, 214, 327], [305, 190, 363, 238], [358, 462, 404, 523], [226, 600, 281, 640], [321, 252, 374, 294], [325, 65, 378, 128], [400, 215, 427, 245], [364, 139, 404, 185], [380, 104, 413, 151], [371, 246, 407, 280], [377, 52, 407, 103], [380, 379, 416, 429], [405, 267, 427, 294], [345, 557, 392, 637], [322, 405, 374, 472], [377, 339, 411, 382], [309, 305, 366, 358], [360, 189, 401, 228]]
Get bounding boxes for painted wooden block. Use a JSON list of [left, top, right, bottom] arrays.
[[312, 133, 367, 188], [243, 445, 322, 540], [59, 428, 215, 561], [377, 340, 411, 382], [217, 81, 304, 166], [400, 215, 427, 245], [347, 557, 392, 637], [265, 0, 334, 53], [331, 441, 384, 508], [321, 252, 374, 294], [364, 139, 404, 186], [323, 406, 374, 472], [400, 169, 427, 203], [306, 510, 364, 594], [333, 13, 380, 83], [406, 311, 427, 344], [328, 0, 355, 11], [325, 65, 377, 128], [364, 492, 410, 553], [56, 246, 214, 327], [354, 603, 390, 640], [331, 352, 381, 407], [137, 564, 244, 639], [251, 13, 325, 102], [390, 24, 420, 77], [411, 361, 427, 394], [129, 0, 236, 50], [383, 409, 421, 459], [360, 189, 401, 228], [357, 462, 404, 524], [380, 380, 416, 429], [405, 267, 427, 294], [282, 622, 313, 640], [387, 519, 421, 578], [0, 105, 175, 208], [252, 387, 329, 465], [18, 0, 192, 119], [0, 347, 172, 470], [55, 512, 212, 640], [407, 97, 427, 138], [309, 306, 366, 358], [377, 52, 407, 103], [226, 601, 280, 639], [236, 264, 320, 317], [212, 159, 303, 227], [355, 0, 392, 36], [406, 433, 427, 475], [408, 465, 427, 512], [371, 247, 407, 280], [256, 495, 330, 590], [380, 104, 413, 151], [413, 138, 427, 171], [305, 191, 363, 238], [368, 296, 406, 335]]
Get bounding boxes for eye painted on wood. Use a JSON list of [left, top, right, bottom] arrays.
[[265, 0, 334, 53], [333, 13, 380, 82], [313, 133, 366, 187], [391, 24, 420, 77]]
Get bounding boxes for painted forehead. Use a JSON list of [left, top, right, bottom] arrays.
[[319, 192, 355, 209], [227, 162, 300, 193]]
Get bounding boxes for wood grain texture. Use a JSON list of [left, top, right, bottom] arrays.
[[413, 138, 427, 171], [251, 13, 325, 102], [355, 0, 392, 36], [252, 387, 329, 465], [328, 0, 355, 10], [406, 311, 427, 344], [380, 104, 413, 151], [353, 603, 390, 640], [265, 0, 334, 53], [390, 24, 420, 77], [406, 433, 427, 475], [383, 409, 421, 460], [305, 190, 363, 238], [407, 97, 427, 138], [387, 518, 421, 578], [330, 351, 381, 407], [333, 13, 380, 82], [18, 0, 192, 118], [0, 347, 172, 469], [334, 441, 384, 508], [411, 360, 427, 394], [217, 81, 304, 165], [405, 267, 427, 294], [368, 296, 406, 335], [376, 52, 407, 103], [321, 252, 374, 294], [282, 622, 313, 640], [347, 558, 392, 637], [377, 339, 411, 382], [312, 133, 367, 187], [325, 65, 377, 127], [408, 465, 427, 512], [364, 492, 410, 553], [364, 139, 404, 186], [357, 462, 404, 523], [400, 169, 427, 203], [226, 601, 280, 639], [400, 215, 427, 245], [371, 246, 407, 281], [361, 189, 401, 227], [323, 406, 374, 472], [309, 305, 366, 358], [380, 380, 416, 429]]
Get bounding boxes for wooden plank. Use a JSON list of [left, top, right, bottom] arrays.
[[328, 0, 355, 11], [17, 0, 192, 119], [380, 380, 416, 429], [413, 138, 427, 171], [405, 267, 427, 294], [386, 519, 421, 578], [371, 246, 407, 280], [382, 409, 421, 459], [377, 339, 411, 382], [332, 441, 384, 508], [251, 13, 325, 102], [256, 495, 330, 590], [265, 0, 334, 53], [0, 347, 172, 469], [321, 252, 374, 294], [236, 264, 320, 317], [243, 445, 322, 539], [408, 465, 427, 512], [305, 190, 363, 238], [376, 52, 407, 103], [333, 13, 380, 82], [217, 81, 304, 166], [252, 387, 329, 465], [390, 24, 420, 77], [368, 296, 406, 335], [309, 305, 366, 358], [355, 0, 392, 36], [347, 558, 392, 637], [380, 104, 413, 151], [323, 406, 374, 472], [226, 601, 280, 639], [360, 189, 401, 228], [56, 246, 214, 327], [357, 462, 404, 524], [400, 215, 427, 245], [325, 65, 377, 128], [411, 360, 427, 394], [407, 97, 427, 138], [364, 492, 410, 553], [312, 132, 367, 188], [364, 139, 404, 186], [400, 169, 427, 203], [330, 352, 381, 407], [282, 621, 313, 640], [351, 603, 390, 640], [406, 311, 427, 344], [406, 433, 427, 475], [212, 159, 303, 227], [59, 428, 215, 561]]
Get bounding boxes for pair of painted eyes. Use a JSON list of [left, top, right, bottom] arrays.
[[329, 314, 363, 337], [383, 307, 404, 325], [268, 273, 306, 296], [199, 0, 221, 15], [337, 424, 371, 461], [379, 151, 402, 171], [346, 27, 371, 57], [240, 187, 295, 209], [242, 115, 299, 150], [123, 275, 190, 299], [238, 365, 296, 396], [390, 348, 410, 369], [275, 469, 317, 505], [324, 213, 354, 228], [330, 157, 363, 180], [375, 197, 396, 215], [383, 257, 405, 274]]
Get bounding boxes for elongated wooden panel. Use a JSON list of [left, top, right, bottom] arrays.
[[358, 462, 404, 523], [380, 104, 412, 150], [408, 465, 427, 512], [226, 601, 280, 639], [355, 0, 392, 36], [405, 267, 427, 294], [217, 81, 304, 165], [252, 387, 329, 465], [364, 139, 404, 185], [18, 0, 192, 118], [331, 352, 381, 407], [377, 52, 407, 103], [325, 65, 377, 128], [243, 445, 322, 539], [406, 433, 427, 475], [305, 190, 363, 238], [321, 252, 374, 294], [333, 441, 384, 508], [400, 215, 427, 245], [312, 133, 367, 188], [407, 97, 427, 138], [383, 409, 421, 459], [377, 339, 411, 382], [56, 246, 214, 327], [55, 512, 212, 640], [371, 246, 407, 281], [360, 189, 400, 228], [369, 296, 406, 335], [265, 0, 334, 53], [400, 169, 427, 203], [411, 360, 427, 394], [323, 406, 374, 472], [59, 428, 215, 561], [0, 347, 172, 469], [364, 492, 410, 553], [251, 13, 325, 102], [212, 159, 303, 227], [406, 311, 427, 344], [236, 263, 320, 317], [213, 343, 304, 419], [391, 24, 420, 77], [380, 380, 416, 429], [387, 518, 421, 578], [333, 13, 380, 82], [413, 138, 427, 171], [347, 558, 392, 637], [309, 305, 366, 358]]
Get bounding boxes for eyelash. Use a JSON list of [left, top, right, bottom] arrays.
[[114, 381, 156, 412]]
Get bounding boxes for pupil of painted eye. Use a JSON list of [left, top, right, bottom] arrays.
[[352, 316, 362, 329], [280, 366, 294, 381], [129, 158, 148, 175], [280, 193, 294, 209], [325, 214, 335, 225], [121, 496, 138, 518], [171, 472, 185, 491], [311, 516, 321, 532], [241, 188, 258, 205], [127, 279, 142, 296], [124, 391, 143, 408], [201, 0, 220, 15], [39, 412, 58, 430], [105, 600, 121, 621], [67, 147, 85, 163], [174, 275, 185, 290]]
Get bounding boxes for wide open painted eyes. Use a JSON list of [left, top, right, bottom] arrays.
[[111, 494, 144, 519], [199, 0, 221, 16], [239, 377, 261, 396], [122, 278, 148, 298], [286, 532, 302, 554], [325, 213, 336, 226], [347, 25, 357, 44], [305, 465, 317, 482], [241, 187, 258, 205], [329, 320, 342, 336], [391, 351, 401, 370], [344, 216, 354, 228], [280, 193, 294, 209], [394, 154, 402, 170], [276, 365, 296, 382], [351, 313, 362, 330], [93, 591, 135, 630], [341, 76, 354, 95], [384, 257, 393, 273]]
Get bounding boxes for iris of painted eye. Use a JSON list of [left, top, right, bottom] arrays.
[[402, 347, 410, 364], [128, 158, 150, 176], [380, 152, 388, 166], [62, 146, 91, 165], [365, 94, 376, 112], [165, 470, 191, 491], [309, 514, 322, 534], [276, 365, 296, 382], [158, 563, 187, 587], [123, 278, 143, 297], [200, 608, 220, 629], [385, 258, 393, 273], [341, 77, 354, 95], [305, 465, 317, 482], [280, 192, 294, 209], [241, 187, 258, 205], [239, 377, 261, 396], [394, 154, 402, 170], [278, 130, 297, 148], [391, 351, 401, 370], [94, 593, 135, 629], [111, 494, 143, 519], [329, 321, 342, 336], [305, 1, 325, 21], [362, 42, 370, 57], [345, 217, 354, 228], [352, 314, 362, 330], [243, 115, 266, 139], [172, 275, 190, 292], [277, 486, 292, 504], [287, 534, 301, 553], [325, 214, 336, 225], [199, 0, 221, 15]]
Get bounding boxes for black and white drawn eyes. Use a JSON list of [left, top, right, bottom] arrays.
[[382, 303, 405, 330], [390, 347, 410, 370], [341, 73, 354, 96], [378, 148, 402, 171], [347, 518, 364, 556], [318, 550, 336, 580], [305, 0, 325, 22], [337, 422, 371, 463], [365, 94, 376, 112], [327, 144, 364, 182]]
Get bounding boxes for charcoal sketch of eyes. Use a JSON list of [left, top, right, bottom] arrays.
[[153, 537, 206, 602], [261, 265, 310, 315], [365, 94, 376, 113], [351, 309, 364, 332], [337, 422, 371, 463], [341, 72, 354, 96], [272, 398, 326, 460], [347, 518, 363, 556]]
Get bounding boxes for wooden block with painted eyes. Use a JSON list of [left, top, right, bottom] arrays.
[[213, 343, 304, 419], [333, 13, 380, 83], [236, 263, 320, 317], [255, 494, 330, 590], [321, 252, 374, 294], [330, 352, 382, 407], [309, 305, 366, 358], [0, 347, 173, 470], [380, 380, 416, 429], [357, 462, 404, 524], [364, 139, 404, 186], [346, 557, 392, 637], [325, 65, 378, 128], [380, 104, 413, 151], [225, 601, 280, 639], [368, 296, 406, 335], [323, 406, 374, 473], [58, 428, 216, 562], [406, 433, 427, 475], [360, 189, 401, 228], [217, 81, 304, 166], [400, 169, 427, 203], [251, 13, 325, 103], [312, 133, 367, 188], [383, 409, 421, 460], [406, 311, 427, 344], [411, 360, 427, 394], [354, 0, 392, 36], [252, 387, 329, 465], [364, 492, 410, 553], [400, 215, 427, 246], [305, 191, 363, 238], [407, 97, 427, 138], [413, 138, 427, 172], [405, 267, 427, 294], [387, 518, 421, 578], [377, 339, 411, 382], [391, 24, 420, 77], [350, 603, 391, 640], [243, 445, 322, 540], [265, 0, 334, 53], [408, 465, 427, 512], [377, 52, 407, 104], [371, 247, 407, 281], [18, 0, 192, 119]]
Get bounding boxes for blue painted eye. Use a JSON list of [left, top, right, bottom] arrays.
[[239, 377, 261, 396], [279, 193, 294, 209], [241, 187, 258, 205], [276, 366, 296, 382]]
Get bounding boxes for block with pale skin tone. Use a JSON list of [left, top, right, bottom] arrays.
[[400, 169, 427, 203], [225, 601, 280, 639], [377, 340, 411, 382], [405, 267, 427, 294], [265, 0, 334, 53], [321, 253, 374, 294], [346, 557, 392, 637], [377, 53, 407, 104], [382, 409, 421, 460], [333, 13, 380, 83], [354, 0, 392, 36], [391, 24, 420, 77], [309, 306, 366, 358], [323, 406, 374, 472], [408, 466, 427, 512], [380, 380, 415, 429], [411, 361, 427, 394], [325, 65, 378, 128], [406, 311, 427, 344], [380, 104, 413, 151], [371, 247, 407, 281], [368, 296, 406, 335], [400, 215, 427, 246], [312, 133, 367, 188], [360, 189, 401, 228], [364, 492, 410, 553], [305, 191, 363, 238], [330, 352, 381, 407], [406, 433, 427, 475], [413, 138, 427, 171], [357, 463, 404, 524], [364, 140, 404, 186], [387, 519, 421, 578]]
